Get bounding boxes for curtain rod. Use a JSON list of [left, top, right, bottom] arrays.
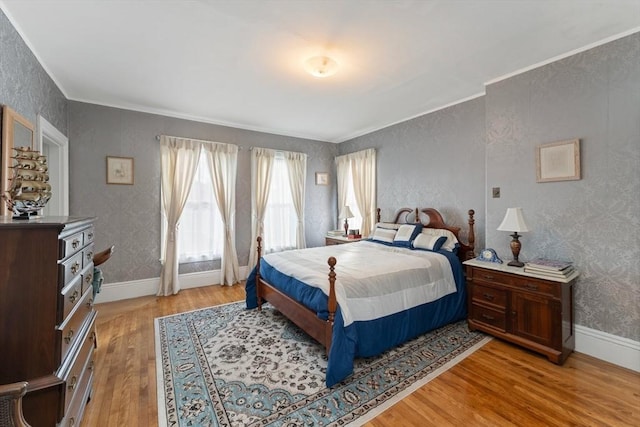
[[155, 134, 244, 149]]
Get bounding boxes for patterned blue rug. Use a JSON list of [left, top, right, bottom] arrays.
[[155, 301, 489, 426]]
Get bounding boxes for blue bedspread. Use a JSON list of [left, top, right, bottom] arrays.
[[245, 247, 467, 386]]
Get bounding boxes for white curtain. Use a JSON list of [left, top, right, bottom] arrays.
[[159, 136, 202, 296], [203, 142, 240, 286], [351, 148, 377, 236], [336, 148, 376, 237], [247, 147, 275, 275], [336, 154, 350, 228], [284, 151, 307, 249]]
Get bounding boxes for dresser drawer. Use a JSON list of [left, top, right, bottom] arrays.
[[58, 290, 94, 362], [60, 231, 84, 260], [470, 284, 507, 309], [81, 264, 94, 296], [511, 276, 559, 297], [59, 353, 94, 427], [61, 251, 84, 288], [83, 243, 95, 268], [470, 303, 506, 332], [61, 274, 83, 321], [472, 268, 514, 286], [84, 226, 95, 246], [62, 317, 96, 418]]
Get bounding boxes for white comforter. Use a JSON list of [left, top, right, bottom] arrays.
[[262, 241, 456, 326]]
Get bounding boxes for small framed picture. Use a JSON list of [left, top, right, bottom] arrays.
[[315, 172, 329, 185], [106, 156, 134, 185], [536, 139, 580, 183]]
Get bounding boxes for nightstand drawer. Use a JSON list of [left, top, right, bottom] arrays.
[[470, 304, 506, 331], [472, 269, 514, 286], [511, 276, 559, 297], [471, 284, 507, 308]]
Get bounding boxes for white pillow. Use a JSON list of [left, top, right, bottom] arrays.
[[393, 223, 422, 247], [413, 233, 447, 251], [371, 226, 397, 244], [374, 222, 401, 230], [421, 228, 459, 252]]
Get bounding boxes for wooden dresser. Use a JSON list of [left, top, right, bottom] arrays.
[[0, 217, 97, 426], [464, 259, 577, 364]]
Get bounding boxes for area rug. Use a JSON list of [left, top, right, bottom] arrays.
[[155, 301, 490, 427]]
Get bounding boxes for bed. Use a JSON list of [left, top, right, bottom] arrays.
[[245, 207, 476, 386]]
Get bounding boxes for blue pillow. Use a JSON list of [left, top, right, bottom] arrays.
[[392, 223, 423, 247]]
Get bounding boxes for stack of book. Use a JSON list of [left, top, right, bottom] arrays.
[[327, 230, 344, 237], [524, 258, 575, 278]]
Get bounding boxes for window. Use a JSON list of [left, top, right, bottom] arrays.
[[263, 152, 297, 253], [163, 155, 224, 263], [336, 148, 376, 236], [344, 164, 363, 231]]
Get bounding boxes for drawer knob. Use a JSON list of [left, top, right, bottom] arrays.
[[68, 375, 77, 391], [89, 360, 95, 371], [86, 251, 94, 261], [87, 298, 94, 308], [525, 283, 538, 291], [64, 329, 74, 344], [482, 274, 494, 280], [71, 262, 80, 275], [72, 239, 80, 249], [87, 232, 94, 240], [85, 275, 93, 284], [69, 290, 79, 303], [483, 293, 494, 301], [481, 313, 495, 321], [69, 417, 75, 427]]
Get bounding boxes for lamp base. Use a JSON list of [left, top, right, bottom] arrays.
[[507, 260, 524, 268]]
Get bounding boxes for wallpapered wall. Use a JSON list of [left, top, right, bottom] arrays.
[[0, 9, 67, 140], [338, 97, 487, 256], [68, 101, 337, 283], [339, 34, 639, 341], [485, 33, 640, 341]]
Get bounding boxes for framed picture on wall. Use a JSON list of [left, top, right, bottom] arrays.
[[536, 139, 580, 183], [106, 156, 134, 185], [315, 172, 329, 185]]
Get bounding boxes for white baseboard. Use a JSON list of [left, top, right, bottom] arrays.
[[575, 324, 639, 372], [95, 273, 639, 373], [95, 266, 250, 304]]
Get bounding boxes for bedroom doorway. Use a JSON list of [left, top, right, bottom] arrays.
[[36, 115, 69, 216]]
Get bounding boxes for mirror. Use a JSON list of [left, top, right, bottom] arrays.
[[1, 106, 35, 216]]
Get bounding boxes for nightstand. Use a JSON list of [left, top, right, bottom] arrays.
[[463, 259, 578, 364], [325, 235, 362, 245]]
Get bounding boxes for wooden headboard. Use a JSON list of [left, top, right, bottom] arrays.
[[376, 207, 476, 262]]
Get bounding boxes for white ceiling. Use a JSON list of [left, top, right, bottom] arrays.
[[2, 1, 639, 143]]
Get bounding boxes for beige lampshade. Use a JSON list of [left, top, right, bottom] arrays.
[[338, 205, 354, 219], [497, 207, 530, 232]]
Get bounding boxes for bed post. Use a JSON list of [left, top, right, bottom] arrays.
[[467, 209, 476, 260], [256, 236, 262, 310], [326, 256, 337, 353], [376, 208, 381, 223], [415, 207, 420, 223]]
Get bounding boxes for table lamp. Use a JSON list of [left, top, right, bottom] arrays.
[[338, 205, 354, 237], [497, 207, 530, 267]]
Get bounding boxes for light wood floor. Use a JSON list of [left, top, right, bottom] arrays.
[[82, 284, 639, 426]]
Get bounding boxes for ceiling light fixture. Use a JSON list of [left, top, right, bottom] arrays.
[[304, 55, 339, 78]]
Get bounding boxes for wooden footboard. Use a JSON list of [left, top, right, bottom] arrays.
[[255, 236, 337, 353]]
